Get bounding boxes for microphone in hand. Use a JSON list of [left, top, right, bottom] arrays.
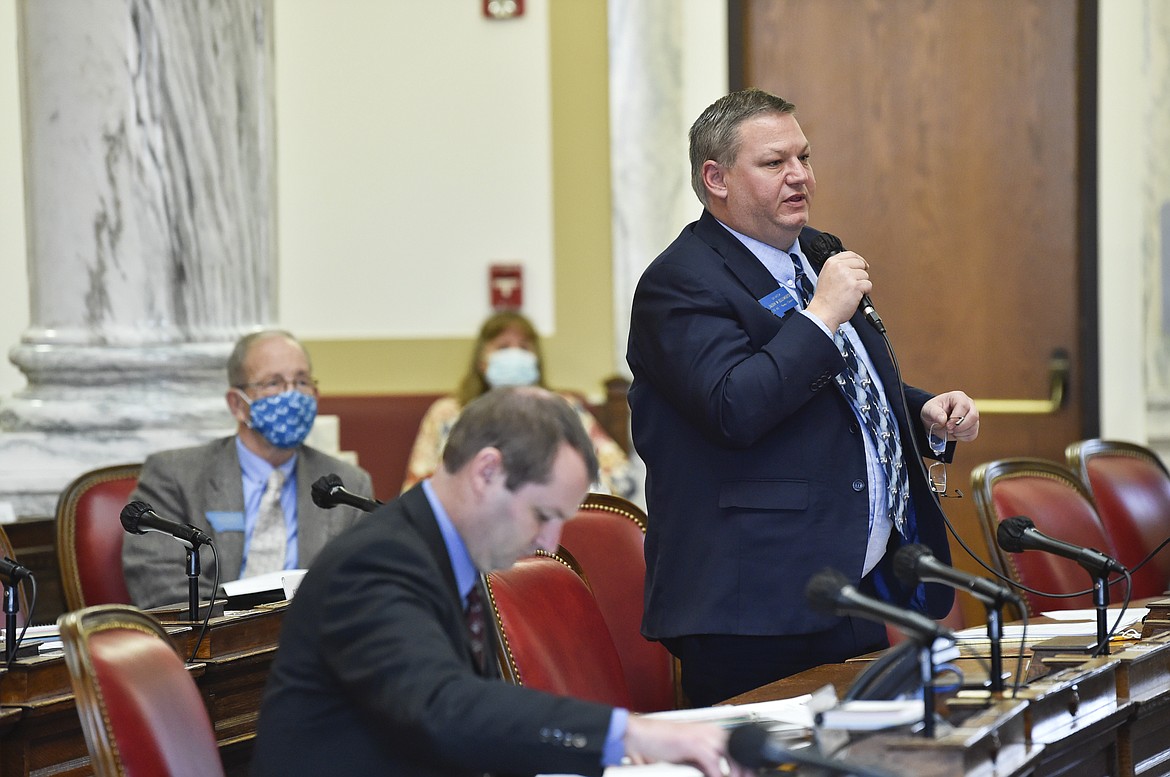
[[120, 501, 213, 548], [310, 474, 382, 513], [893, 543, 1020, 607], [806, 231, 885, 334], [997, 515, 1126, 577]]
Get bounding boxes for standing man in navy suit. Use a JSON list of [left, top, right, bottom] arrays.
[[627, 88, 981, 706]]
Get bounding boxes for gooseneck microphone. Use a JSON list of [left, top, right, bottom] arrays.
[[997, 516, 1126, 577], [805, 567, 952, 644], [310, 474, 382, 513], [120, 501, 213, 548], [893, 543, 1019, 607], [728, 722, 896, 777], [806, 232, 886, 334]]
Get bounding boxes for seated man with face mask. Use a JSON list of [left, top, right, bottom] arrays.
[[403, 311, 636, 498], [122, 329, 374, 610]]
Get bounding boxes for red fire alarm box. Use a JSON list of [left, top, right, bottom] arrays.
[[489, 264, 523, 310]]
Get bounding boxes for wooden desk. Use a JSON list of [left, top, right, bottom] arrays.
[[0, 603, 287, 777]]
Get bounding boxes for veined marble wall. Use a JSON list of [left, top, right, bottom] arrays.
[[1144, 3, 1170, 456], [0, 0, 276, 517], [606, 0, 727, 376]]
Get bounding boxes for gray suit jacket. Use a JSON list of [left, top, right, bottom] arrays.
[[122, 436, 374, 609]]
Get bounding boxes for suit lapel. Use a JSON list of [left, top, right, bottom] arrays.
[[205, 438, 247, 579], [694, 210, 787, 302], [399, 487, 499, 679]]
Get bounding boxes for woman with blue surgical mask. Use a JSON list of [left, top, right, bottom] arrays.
[[404, 311, 636, 499]]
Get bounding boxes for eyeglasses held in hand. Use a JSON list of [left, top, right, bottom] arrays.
[[928, 423, 963, 498]]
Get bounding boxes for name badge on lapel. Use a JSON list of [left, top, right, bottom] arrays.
[[758, 287, 800, 319]]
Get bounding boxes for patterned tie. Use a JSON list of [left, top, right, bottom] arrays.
[[247, 469, 287, 576], [790, 254, 909, 534], [465, 580, 488, 674]]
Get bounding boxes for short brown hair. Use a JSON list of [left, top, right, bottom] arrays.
[[689, 88, 797, 206], [442, 387, 599, 490]]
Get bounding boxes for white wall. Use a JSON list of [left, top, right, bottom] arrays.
[[273, 1, 554, 340]]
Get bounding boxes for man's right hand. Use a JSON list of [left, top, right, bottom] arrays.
[[623, 716, 750, 777], [805, 250, 871, 332]]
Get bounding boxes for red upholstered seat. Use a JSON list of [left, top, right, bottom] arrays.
[[557, 493, 677, 712], [487, 552, 633, 709], [57, 604, 224, 777], [55, 464, 140, 610], [972, 457, 1124, 616], [1066, 439, 1170, 597]]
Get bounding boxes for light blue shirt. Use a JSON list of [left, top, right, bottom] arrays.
[[236, 437, 300, 571], [718, 222, 895, 573], [420, 479, 629, 766]]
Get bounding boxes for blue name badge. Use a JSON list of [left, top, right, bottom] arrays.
[[206, 511, 245, 533], [758, 287, 799, 319]]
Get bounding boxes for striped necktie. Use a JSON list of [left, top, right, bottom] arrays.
[[790, 254, 909, 534]]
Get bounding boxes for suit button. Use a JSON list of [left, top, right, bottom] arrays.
[[849, 422, 859, 434], [852, 479, 865, 492]]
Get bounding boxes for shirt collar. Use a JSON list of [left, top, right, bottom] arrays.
[[714, 218, 808, 283], [421, 479, 479, 602], [235, 436, 297, 485]]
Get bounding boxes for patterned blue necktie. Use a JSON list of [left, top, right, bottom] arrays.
[[790, 254, 909, 535]]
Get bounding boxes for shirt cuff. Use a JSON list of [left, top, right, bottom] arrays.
[[603, 708, 630, 766], [800, 307, 836, 339]]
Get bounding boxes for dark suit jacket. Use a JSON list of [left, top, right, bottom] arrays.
[[250, 486, 614, 777], [122, 436, 372, 609], [626, 211, 954, 640]]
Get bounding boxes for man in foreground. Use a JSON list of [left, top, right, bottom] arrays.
[[251, 387, 744, 776]]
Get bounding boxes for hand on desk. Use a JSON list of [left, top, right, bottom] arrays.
[[624, 717, 750, 777]]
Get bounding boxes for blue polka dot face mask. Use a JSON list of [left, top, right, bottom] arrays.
[[237, 389, 318, 448]]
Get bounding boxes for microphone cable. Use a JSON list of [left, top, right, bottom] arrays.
[[188, 543, 222, 664], [3, 570, 36, 671]]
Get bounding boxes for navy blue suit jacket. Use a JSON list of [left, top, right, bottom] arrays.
[[251, 486, 613, 777], [626, 211, 954, 640]]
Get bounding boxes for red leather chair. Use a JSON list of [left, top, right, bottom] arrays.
[[57, 604, 224, 777], [486, 552, 633, 708], [1066, 439, 1170, 596], [972, 457, 1124, 616], [55, 464, 141, 610], [556, 493, 677, 712]]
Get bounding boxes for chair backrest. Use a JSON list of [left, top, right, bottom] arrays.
[[55, 464, 141, 611], [1066, 439, 1170, 595], [971, 457, 1123, 616], [57, 604, 224, 777], [0, 523, 29, 627], [556, 493, 676, 712], [486, 552, 633, 709]]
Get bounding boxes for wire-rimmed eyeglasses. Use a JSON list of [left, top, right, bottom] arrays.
[[928, 423, 963, 498]]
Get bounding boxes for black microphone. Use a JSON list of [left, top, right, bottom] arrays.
[[997, 515, 1126, 577], [120, 501, 213, 548], [893, 543, 1020, 607], [806, 232, 886, 333], [728, 722, 896, 777], [0, 556, 31, 583], [805, 567, 952, 644], [310, 474, 381, 513]]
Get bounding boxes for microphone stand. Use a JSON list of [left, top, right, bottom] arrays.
[[1093, 570, 1110, 656], [186, 546, 202, 623], [3, 582, 16, 663], [916, 637, 936, 738], [985, 604, 1005, 693]]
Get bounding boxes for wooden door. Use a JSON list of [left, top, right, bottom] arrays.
[[735, 0, 1097, 626]]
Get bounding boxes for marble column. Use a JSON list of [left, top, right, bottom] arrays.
[[0, 0, 276, 518]]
